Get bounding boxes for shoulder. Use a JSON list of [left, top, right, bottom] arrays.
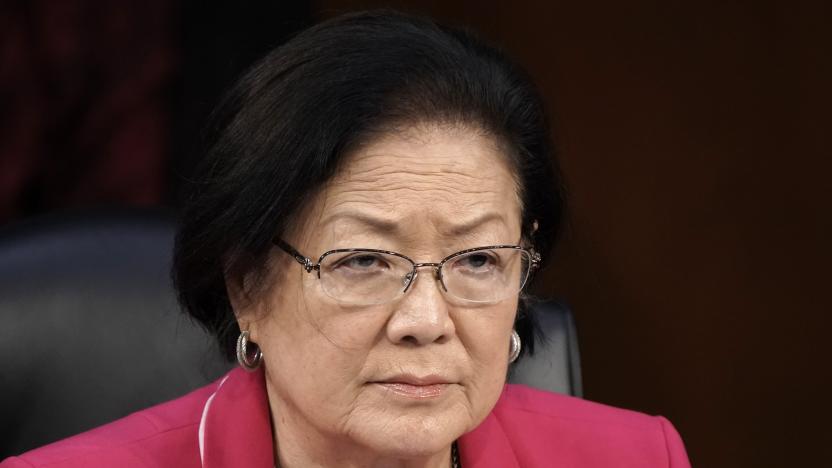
[[497, 383, 664, 430], [1, 381, 218, 468], [492, 384, 690, 467]]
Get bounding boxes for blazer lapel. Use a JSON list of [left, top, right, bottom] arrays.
[[458, 408, 521, 468]]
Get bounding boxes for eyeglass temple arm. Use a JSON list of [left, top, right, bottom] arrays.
[[273, 238, 317, 272]]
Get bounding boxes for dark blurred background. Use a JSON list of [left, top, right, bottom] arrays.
[[1, 1, 829, 466]]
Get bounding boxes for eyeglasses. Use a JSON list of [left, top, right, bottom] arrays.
[[274, 239, 541, 306]]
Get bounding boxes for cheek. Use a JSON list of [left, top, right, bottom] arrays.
[[456, 299, 518, 415], [464, 299, 517, 358], [256, 276, 388, 418], [263, 268, 384, 356]]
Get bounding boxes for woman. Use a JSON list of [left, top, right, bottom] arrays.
[[2, 11, 691, 468]]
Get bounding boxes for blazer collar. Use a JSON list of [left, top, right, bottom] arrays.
[[199, 367, 274, 468], [199, 369, 519, 468]]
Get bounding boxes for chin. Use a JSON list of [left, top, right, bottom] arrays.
[[350, 411, 465, 457]]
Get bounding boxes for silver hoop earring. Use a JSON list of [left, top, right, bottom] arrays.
[[509, 330, 521, 363], [236, 330, 263, 371]]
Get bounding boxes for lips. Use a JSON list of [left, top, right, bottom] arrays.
[[372, 375, 453, 399]]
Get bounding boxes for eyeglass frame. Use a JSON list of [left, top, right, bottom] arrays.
[[273, 238, 542, 300]]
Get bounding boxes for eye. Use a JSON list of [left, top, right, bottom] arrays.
[[334, 253, 390, 272], [452, 251, 498, 273]]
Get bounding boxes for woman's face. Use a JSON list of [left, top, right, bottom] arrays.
[[233, 124, 523, 461]]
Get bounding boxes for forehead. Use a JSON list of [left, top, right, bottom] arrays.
[[298, 125, 522, 249]]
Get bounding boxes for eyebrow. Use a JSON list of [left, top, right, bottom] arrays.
[[322, 211, 400, 234], [444, 212, 507, 237], [321, 211, 507, 238]]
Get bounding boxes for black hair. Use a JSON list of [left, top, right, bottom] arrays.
[[173, 10, 565, 362]]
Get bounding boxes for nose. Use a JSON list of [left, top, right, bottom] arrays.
[[385, 267, 455, 346]]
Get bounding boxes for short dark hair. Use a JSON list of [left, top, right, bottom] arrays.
[[173, 10, 565, 362]]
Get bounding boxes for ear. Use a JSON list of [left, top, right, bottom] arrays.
[[225, 268, 247, 308], [225, 270, 258, 334]]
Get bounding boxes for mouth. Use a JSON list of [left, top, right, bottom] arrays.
[[371, 375, 454, 399]]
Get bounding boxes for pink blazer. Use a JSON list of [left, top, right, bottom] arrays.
[[1, 368, 691, 467]]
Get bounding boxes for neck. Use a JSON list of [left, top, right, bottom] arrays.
[[266, 384, 454, 468], [275, 440, 453, 468]]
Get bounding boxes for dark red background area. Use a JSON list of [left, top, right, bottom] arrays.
[[0, 1, 174, 219], [2, 1, 829, 466]]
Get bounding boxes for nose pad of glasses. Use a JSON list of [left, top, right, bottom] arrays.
[[402, 271, 417, 292], [434, 268, 448, 292]]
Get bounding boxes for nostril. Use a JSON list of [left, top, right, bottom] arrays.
[[402, 335, 418, 345]]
